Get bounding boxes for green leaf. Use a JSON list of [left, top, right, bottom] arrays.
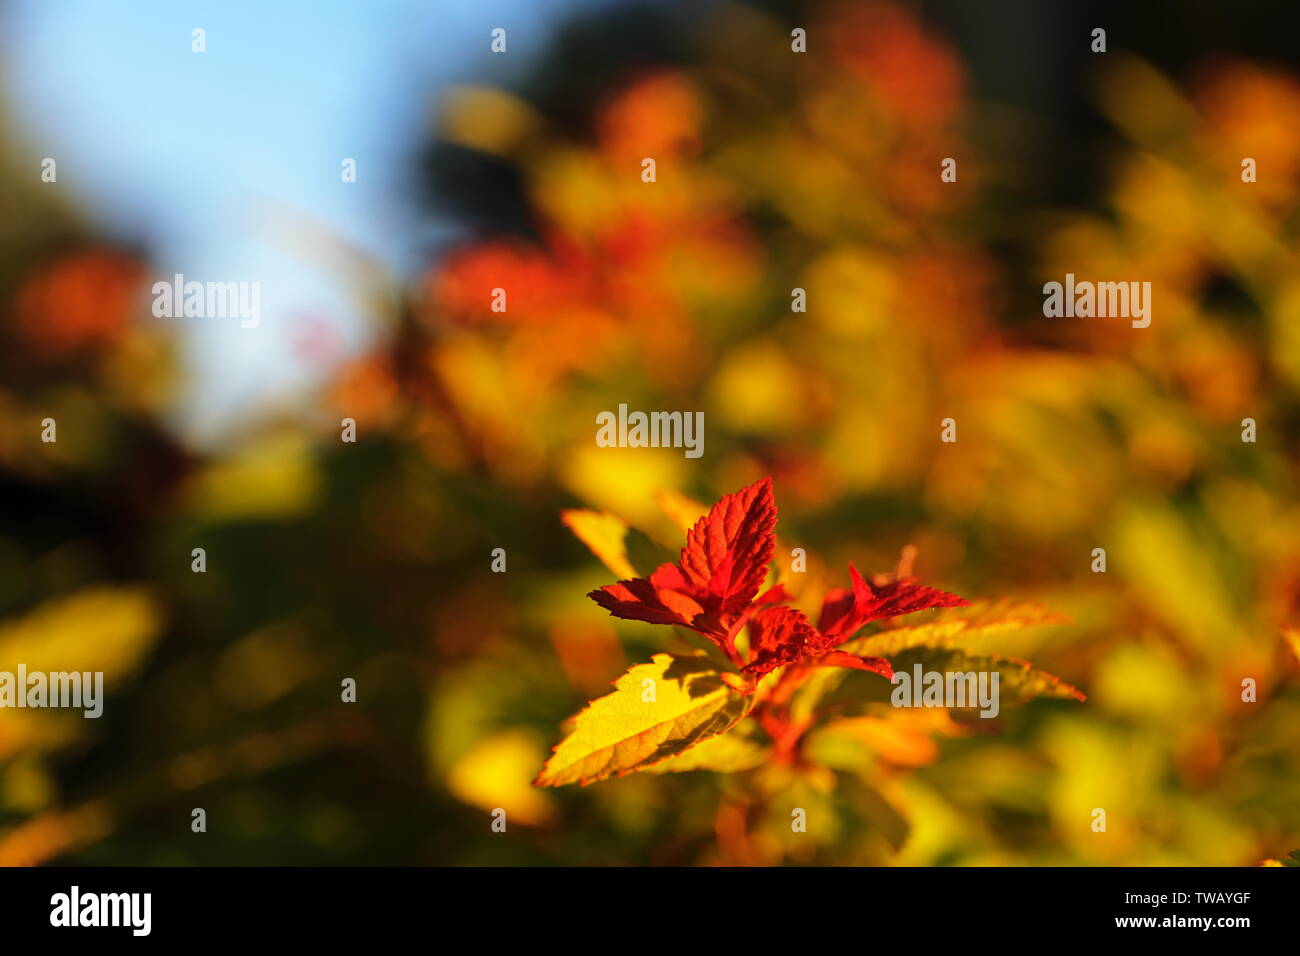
[[535, 653, 752, 786]]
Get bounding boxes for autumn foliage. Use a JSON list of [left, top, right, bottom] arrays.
[[6, 0, 1300, 869], [539, 478, 1081, 787]]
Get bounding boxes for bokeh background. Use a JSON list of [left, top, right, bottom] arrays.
[[2, 0, 1299, 865]]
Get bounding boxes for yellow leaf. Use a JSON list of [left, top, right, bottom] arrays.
[[845, 600, 1069, 658], [792, 601, 1075, 720], [902, 649, 1086, 703], [645, 718, 769, 774], [801, 646, 1084, 720], [535, 653, 751, 787], [560, 509, 637, 580]]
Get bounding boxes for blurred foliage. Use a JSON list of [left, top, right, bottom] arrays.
[[1, 0, 1299, 865]]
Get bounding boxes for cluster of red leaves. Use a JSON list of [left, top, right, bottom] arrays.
[[588, 477, 968, 689]]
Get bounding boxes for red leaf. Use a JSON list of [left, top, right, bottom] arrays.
[[753, 583, 791, 606], [678, 477, 777, 615], [813, 650, 894, 680], [588, 565, 705, 630], [588, 478, 778, 653], [742, 608, 896, 682], [586, 486, 961, 686], [818, 563, 968, 640], [742, 606, 821, 678]]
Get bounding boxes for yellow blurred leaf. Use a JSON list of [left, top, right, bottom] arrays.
[[707, 340, 803, 433], [560, 444, 683, 527], [447, 729, 555, 826], [184, 433, 320, 520], [0, 587, 162, 677], [560, 509, 637, 579], [440, 86, 541, 156], [1112, 502, 1239, 652], [0, 587, 163, 760], [808, 714, 945, 769]]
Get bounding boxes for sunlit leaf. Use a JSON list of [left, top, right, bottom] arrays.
[[535, 653, 751, 786], [843, 599, 1069, 658], [808, 645, 1084, 716], [561, 508, 637, 579], [644, 718, 769, 774], [898, 648, 1086, 704], [588, 477, 777, 650], [788, 601, 1069, 719], [817, 562, 968, 641]]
